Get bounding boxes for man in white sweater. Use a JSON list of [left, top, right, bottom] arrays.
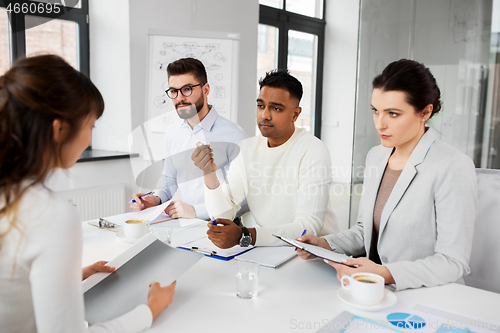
[[192, 70, 332, 247]]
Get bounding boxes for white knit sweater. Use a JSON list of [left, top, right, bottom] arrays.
[[0, 183, 152, 333], [205, 127, 332, 246]]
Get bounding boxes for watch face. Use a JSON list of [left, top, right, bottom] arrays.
[[240, 235, 251, 247]]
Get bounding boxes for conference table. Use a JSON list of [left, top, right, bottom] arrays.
[[82, 221, 500, 333]]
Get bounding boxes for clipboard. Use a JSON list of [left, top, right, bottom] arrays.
[[272, 234, 356, 266], [177, 236, 254, 261], [83, 234, 202, 324]]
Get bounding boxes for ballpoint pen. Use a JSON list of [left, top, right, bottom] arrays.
[[210, 215, 217, 226], [191, 247, 217, 256], [301, 229, 307, 237], [129, 191, 153, 204]]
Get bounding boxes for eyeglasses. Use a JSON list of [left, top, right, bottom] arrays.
[[165, 83, 205, 99]]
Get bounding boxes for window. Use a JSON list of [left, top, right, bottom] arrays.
[[257, 0, 325, 137], [0, 0, 89, 75], [0, 7, 10, 74]]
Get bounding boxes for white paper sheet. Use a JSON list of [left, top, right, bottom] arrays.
[[150, 213, 206, 229], [316, 298, 500, 333], [101, 200, 171, 226]]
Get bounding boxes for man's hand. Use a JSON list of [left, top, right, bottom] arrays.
[[191, 142, 220, 189], [130, 192, 161, 212], [165, 200, 196, 219], [191, 143, 216, 175], [207, 218, 243, 249], [82, 261, 115, 281]]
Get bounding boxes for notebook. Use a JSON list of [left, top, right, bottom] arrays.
[[177, 236, 254, 260]]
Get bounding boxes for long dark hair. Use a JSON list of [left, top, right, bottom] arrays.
[[0, 54, 104, 239], [372, 59, 441, 118]]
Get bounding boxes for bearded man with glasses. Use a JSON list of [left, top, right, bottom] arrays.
[[130, 57, 247, 220]]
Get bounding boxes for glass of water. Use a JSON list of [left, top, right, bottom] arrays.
[[152, 227, 173, 245], [234, 259, 260, 299]]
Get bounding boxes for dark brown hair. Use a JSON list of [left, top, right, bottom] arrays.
[[166, 57, 208, 84], [0, 54, 104, 239], [372, 59, 442, 118]]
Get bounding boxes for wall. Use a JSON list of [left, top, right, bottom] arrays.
[[320, 0, 360, 231], [46, 159, 136, 205], [89, 0, 132, 152]]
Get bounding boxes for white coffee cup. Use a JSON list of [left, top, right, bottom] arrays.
[[124, 219, 150, 239], [341, 272, 385, 306]]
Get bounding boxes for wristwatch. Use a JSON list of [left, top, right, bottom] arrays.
[[239, 226, 252, 247]]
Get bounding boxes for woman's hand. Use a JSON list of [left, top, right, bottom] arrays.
[[82, 261, 115, 281], [295, 234, 332, 260], [324, 257, 395, 285], [147, 281, 177, 320]]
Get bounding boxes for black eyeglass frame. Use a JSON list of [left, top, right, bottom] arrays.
[[165, 83, 205, 99]]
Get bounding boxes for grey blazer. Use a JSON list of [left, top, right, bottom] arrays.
[[324, 128, 477, 291]]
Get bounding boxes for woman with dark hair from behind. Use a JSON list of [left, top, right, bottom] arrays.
[[297, 59, 477, 291], [0, 54, 176, 332]]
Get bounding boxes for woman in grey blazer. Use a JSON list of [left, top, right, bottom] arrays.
[[297, 59, 477, 291]]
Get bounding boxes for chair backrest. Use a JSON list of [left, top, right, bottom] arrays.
[[464, 168, 500, 293]]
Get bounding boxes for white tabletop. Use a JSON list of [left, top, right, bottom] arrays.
[[82, 221, 500, 333]]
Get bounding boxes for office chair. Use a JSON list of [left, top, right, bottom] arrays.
[[464, 168, 500, 293]]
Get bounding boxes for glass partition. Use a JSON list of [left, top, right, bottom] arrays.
[[350, 0, 497, 226]]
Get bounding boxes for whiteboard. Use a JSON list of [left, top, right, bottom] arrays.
[[146, 29, 240, 124]]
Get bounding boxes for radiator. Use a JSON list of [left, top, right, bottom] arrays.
[[59, 185, 126, 221]]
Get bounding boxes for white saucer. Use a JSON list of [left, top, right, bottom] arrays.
[[337, 288, 397, 312], [115, 230, 149, 244]]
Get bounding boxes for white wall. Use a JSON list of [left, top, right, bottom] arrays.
[[89, 0, 132, 152], [321, 0, 360, 184], [320, 0, 360, 231]]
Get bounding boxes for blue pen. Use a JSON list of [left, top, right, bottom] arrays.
[[210, 216, 217, 226], [301, 229, 307, 237], [129, 191, 153, 204]]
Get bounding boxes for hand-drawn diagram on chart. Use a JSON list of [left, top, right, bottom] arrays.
[[147, 31, 239, 126]]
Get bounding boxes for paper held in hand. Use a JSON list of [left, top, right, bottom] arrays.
[[101, 200, 172, 226], [272, 234, 356, 266]]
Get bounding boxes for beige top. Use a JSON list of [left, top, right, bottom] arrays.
[[369, 167, 402, 263]]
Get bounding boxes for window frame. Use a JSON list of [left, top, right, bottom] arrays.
[[259, 1, 326, 138], [1, 0, 89, 76]]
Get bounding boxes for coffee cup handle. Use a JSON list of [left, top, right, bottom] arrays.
[[341, 275, 352, 291]]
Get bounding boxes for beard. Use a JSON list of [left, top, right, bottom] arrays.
[[175, 95, 205, 120]]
